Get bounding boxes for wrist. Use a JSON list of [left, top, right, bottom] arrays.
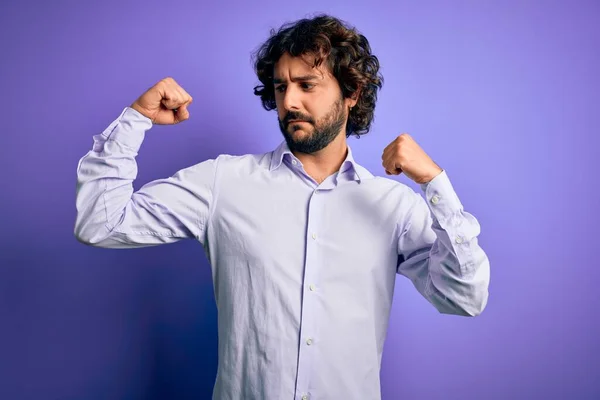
[[417, 167, 443, 184]]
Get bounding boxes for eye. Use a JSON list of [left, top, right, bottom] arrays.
[[275, 85, 286, 93], [301, 83, 315, 90]]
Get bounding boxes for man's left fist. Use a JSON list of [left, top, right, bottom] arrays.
[[381, 133, 443, 184]]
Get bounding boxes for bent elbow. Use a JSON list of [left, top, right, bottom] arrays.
[[74, 227, 99, 247], [440, 290, 489, 317], [73, 219, 110, 247], [74, 230, 97, 246]]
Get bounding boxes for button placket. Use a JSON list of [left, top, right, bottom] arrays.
[[294, 187, 323, 397]]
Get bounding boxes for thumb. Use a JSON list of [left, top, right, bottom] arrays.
[[175, 103, 190, 122]]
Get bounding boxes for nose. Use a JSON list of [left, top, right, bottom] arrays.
[[282, 86, 300, 111]]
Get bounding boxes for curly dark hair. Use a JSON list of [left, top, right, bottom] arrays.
[[251, 14, 384, 138]]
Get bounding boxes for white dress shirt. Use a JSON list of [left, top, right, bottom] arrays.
[[74, 106, 490, 400]]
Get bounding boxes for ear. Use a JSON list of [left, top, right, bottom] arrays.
[[349, 87, 361, 108]]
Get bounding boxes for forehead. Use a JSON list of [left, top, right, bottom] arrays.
[[273, 52, 331, 81]]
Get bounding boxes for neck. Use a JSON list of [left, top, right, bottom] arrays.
[[292, 133, 348, 184]]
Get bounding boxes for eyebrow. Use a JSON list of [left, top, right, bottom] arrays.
[[273, 74, 320, 84]]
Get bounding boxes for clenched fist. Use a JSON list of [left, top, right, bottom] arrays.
[[381, 133, 443, 184], [130, 77, 193, 125]]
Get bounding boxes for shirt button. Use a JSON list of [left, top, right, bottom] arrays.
[[311, 233, 317, 240], [302, 395, 309, 400], [431, 195, 440, 204], [292, 159, 298, 165], [455, 236, 463, 244], [309, 284, 315, 291], [306, 338, 313, 345]]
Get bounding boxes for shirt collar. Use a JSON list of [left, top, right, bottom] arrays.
[[269, 140, 373, 183]]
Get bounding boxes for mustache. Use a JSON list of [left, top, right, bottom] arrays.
[[282, 112, 313, 125]]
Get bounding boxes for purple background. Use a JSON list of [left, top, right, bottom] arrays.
[[1, 1, 598, 399]]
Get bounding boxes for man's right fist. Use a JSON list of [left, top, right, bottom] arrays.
[[130, 77, 193, 125]]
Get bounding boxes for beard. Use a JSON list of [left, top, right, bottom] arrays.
[[278, 97, 346, 154]]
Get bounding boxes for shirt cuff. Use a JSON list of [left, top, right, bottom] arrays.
[[419, 170, 464, 223], [104, 107, 153, 151]]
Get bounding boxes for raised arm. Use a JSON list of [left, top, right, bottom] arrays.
[[74, 78, 216, 249], [382, 133, 490, 316]]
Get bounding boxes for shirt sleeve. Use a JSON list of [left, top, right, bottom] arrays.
[[396, 170, 490, 316], [74, 107, 217, 249]]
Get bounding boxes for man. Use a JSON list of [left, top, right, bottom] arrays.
[[75, 14, 490, 400]]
